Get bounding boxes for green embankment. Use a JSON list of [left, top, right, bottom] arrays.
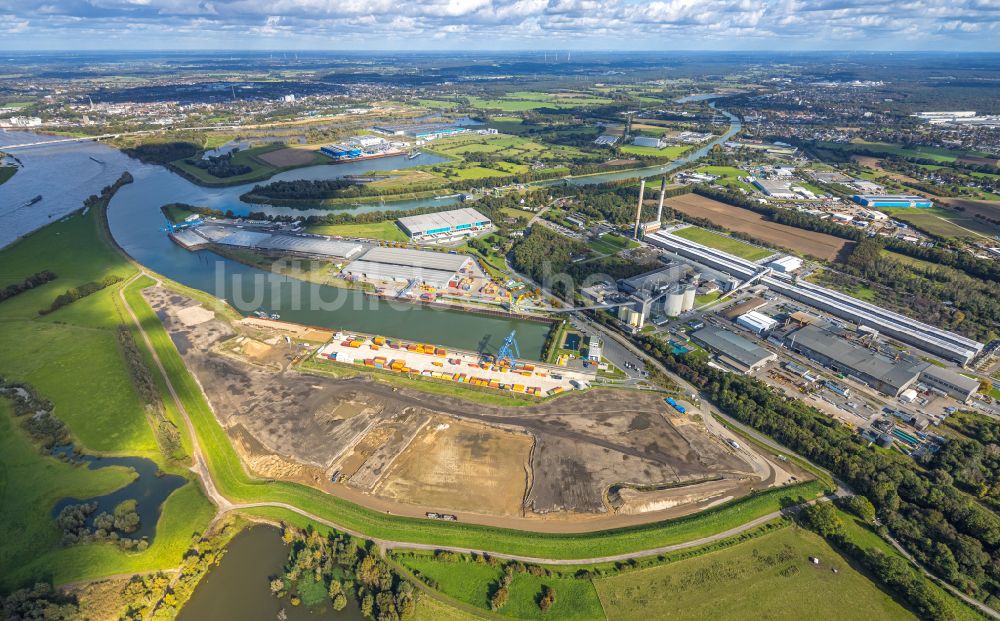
[[0, 166, 16, 186], [0, 203, 214, 589]]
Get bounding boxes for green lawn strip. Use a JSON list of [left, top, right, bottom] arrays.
[[670, 226, 772, 261], [306, 220, 409, 243], [127, 280, 826, 558], [0, 166, 16, 185], [594, 526, 916, 621]]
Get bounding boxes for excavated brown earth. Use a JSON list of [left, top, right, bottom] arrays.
[[146, 286, 759, 520]]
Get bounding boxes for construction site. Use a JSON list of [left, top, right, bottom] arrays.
[[141, 284, 796, 528]]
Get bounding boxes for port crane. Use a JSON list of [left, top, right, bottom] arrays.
[[493, 330, 521, 367]]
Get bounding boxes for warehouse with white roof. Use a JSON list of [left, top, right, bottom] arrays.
[[342, 247, 475, 288], [397, 207, 493, 243]]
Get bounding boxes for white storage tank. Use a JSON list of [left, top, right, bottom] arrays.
[[682, 284, 696, 312], [665, 286, 685, 317]]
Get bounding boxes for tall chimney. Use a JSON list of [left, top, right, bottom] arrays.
[[656, 177, 667, 224], [633, 179, 646, 239]]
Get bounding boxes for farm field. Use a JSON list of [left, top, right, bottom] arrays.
[[593, 525, 915, 621], [671, 226, 773, 261], [663, 194, 854, 261], [818, 140, 994, 164], [306, 220, 409, 242], [422, 132, 584, 180]]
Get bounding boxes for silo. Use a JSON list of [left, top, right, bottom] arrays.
[[665, 285, 685, 317], [682, 284, 696, 312]]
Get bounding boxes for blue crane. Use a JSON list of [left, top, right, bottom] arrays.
[[494, 330, 520, 367]]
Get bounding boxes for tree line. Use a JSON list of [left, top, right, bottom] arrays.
[[0, 270, 57, 304]]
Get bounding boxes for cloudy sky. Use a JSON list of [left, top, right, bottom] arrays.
[[0, 0, 997, 51]]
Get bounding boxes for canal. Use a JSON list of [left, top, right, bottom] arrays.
[[178, 525, 364, 621]]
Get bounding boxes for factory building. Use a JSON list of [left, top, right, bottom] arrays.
[[752, 178, 797, 199], [618, 263, 691, 296], [852, 195, 933, 208], [785, 324, 926, 397], [371, 122, 470, 140], [736, 311, 778, 335], [769, 256, 803, 273], [342, 247, 475, 289], [632, 136, 666, 149], [190, 225, 364, 261], [645, 231, 984, 365], [919, 366, 981, 403], [692, 327, 777, 374], [396, 208, 492, 243]]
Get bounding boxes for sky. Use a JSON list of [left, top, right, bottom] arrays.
[[0, 0, 997, 51]]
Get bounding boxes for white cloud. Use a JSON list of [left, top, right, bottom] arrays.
[[0, 0, 997, 48]]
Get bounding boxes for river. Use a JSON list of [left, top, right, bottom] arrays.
[[178, 525, 364, 621], [3, 101, 739, 359]]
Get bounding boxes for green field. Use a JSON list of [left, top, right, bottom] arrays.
[[169, 143, 324, 186], [671, 227, 772, 261], [816, 141, 995, 165], [878, 206, 996, 239], [620, 145, 690, 158], [0, 166, 16, 185], [398, 554, 605, 620], [593, 525, 915, 621], [0, 202, 215, 589], [693, 165, 754, 192], [307, 220, 409, 243]]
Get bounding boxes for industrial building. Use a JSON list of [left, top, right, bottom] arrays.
[[342, 247, 475, 289], [852, 195, 933, 208], [752, 178, 797, 199], [785, 324, 927, 397], [371, 122, 470, 140], [919, 365, 981, 402], [320, 135, 400, 161], [396, 208, 493, 243], [769, 256, 803, 273], [618, 263, 691, 296], [585, 336, 603, 362], [632, 136, 666, 149], [736, 311, 778, 334], [185, 224, 364, 261], [645, 231, 984, 365], [692, 327, 777, 374]]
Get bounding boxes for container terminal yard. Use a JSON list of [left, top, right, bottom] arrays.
[[316, 331, 595, 397]]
